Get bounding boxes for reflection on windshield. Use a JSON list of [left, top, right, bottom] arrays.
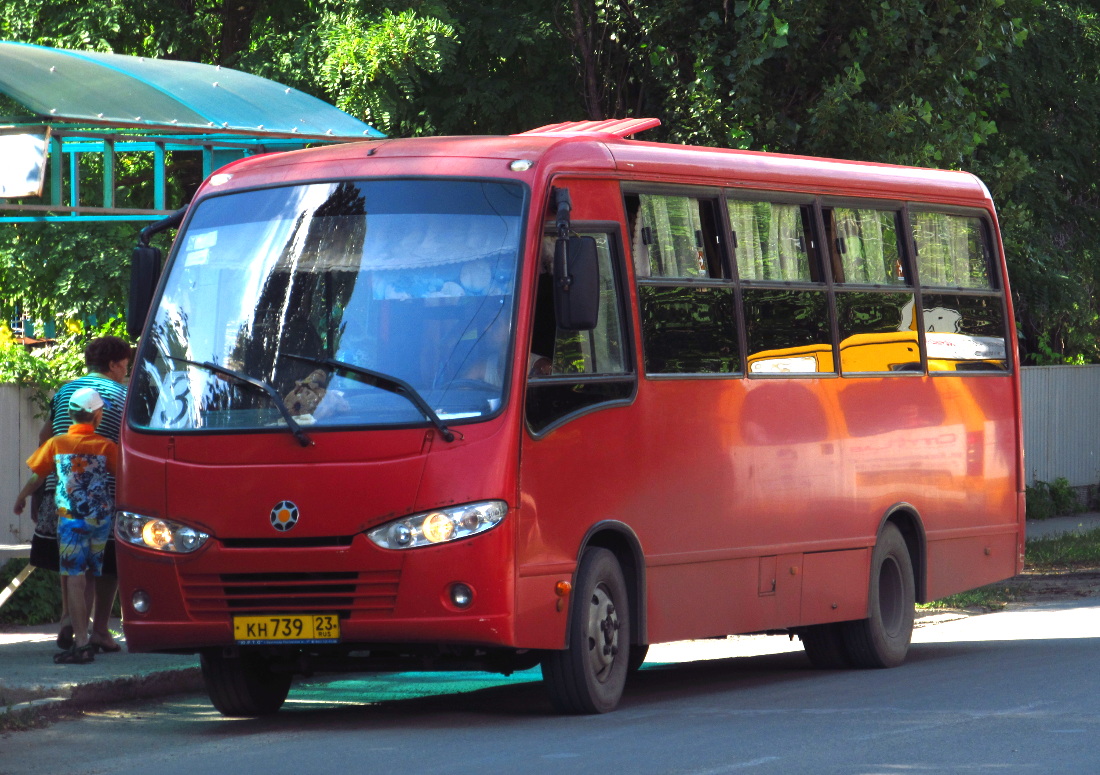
[[130, 179, 524, 433]]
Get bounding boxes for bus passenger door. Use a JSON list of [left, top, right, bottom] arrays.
[[516, 215, 638, 649]]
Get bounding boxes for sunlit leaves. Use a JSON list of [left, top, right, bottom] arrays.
[[318, 9, 457, 133]]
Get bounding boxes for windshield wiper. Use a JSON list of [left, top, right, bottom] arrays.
[[165, 356, 313, 447], [284, 353, 455, 443]]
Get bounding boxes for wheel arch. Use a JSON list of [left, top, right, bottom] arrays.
[[573, 521, 648, 647], [878, 502, 928, 603]]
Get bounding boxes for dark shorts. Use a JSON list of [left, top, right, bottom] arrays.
[[29, 532, 60, 572], [30, 532, 116, 575]]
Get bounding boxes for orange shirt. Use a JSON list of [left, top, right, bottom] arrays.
[[26, 424, 118, 478], [27, 424, 119, 522]]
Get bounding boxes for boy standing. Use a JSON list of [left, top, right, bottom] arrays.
[[13, 387, 119, 664], [33, 334, 130, 651]]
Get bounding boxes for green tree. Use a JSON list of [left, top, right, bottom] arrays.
[[552, 0, 1098, 363], [0, 223, 129, 324], [978, 1, 1100, 363], [316, 8, 458, 133], [552, 0, 1030, 162], [3, 0, 1100, 363], [0, 0, 245, 327]]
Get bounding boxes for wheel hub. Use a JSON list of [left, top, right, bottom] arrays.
[[585, 584, 620, 679]]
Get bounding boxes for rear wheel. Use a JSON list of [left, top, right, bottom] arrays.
[[541, 547, 631, 714], [799, 623, 851, 669], [201, 650, 292, 717], [843, 523, 915, 668]]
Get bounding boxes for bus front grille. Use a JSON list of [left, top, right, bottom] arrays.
[[181, 570, 401, 619]]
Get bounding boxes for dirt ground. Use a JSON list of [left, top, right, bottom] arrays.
[[1011, 569, 1100, 602]]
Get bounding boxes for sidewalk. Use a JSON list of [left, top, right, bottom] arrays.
[[0, 546, 200, 718], [0, 617, 202, 718], [1025, 511, 1100, 539]]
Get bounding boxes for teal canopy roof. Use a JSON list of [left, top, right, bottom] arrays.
[[0, 41, 382, 140]]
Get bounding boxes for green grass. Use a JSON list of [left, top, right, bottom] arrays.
[[0, 703, 52, 733], [1025, 527, 1100, 570], [919, 584, 1022, 612], [0, 560, 61, 625]]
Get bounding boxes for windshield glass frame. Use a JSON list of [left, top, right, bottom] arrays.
[[128, 175, 529, 438]]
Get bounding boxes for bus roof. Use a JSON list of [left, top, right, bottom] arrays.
[[201, 121, 992, 208]]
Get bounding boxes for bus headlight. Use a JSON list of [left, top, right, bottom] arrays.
[[367, 501, 507, 549], [116, 511, 210, 554]]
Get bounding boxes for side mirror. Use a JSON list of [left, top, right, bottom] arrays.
[[127, 244, 161, 339], [553, 236, 600, 331]]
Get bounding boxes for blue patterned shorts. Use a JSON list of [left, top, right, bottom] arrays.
[[57, 515, 111, 576]]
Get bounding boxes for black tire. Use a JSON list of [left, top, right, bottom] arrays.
[[627, 643, 649, 674], [541, 547, 631, 714], [200, 651, 292, 717], [843, 523, 915, 668], [800, 623, 851, 669]]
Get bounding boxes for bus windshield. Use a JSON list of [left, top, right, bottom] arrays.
[[130, 178, 525, 433]]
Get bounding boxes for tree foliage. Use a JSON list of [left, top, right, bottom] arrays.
[[979, 1, 1100, 363], [551, 0, 1028, 162], [1, 0, 1098, 362], [0, 317, 129, 409], [318, 8, 458, 132]]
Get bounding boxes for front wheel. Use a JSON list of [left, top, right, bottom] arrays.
[[843, 523, 915, 668], [201, 650, 292, 717], [541, 547, 631, 714]]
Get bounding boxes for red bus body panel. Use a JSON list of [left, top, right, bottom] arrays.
[[116, 130, 1024, 656]]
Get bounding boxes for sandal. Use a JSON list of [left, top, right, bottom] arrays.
[[56, 623, 74, 650], [53, 644, 96, 664]]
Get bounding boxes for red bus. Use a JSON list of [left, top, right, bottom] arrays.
[[116, 118, 1024, 716]]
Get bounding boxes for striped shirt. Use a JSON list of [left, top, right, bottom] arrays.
[[45, 373, 127, 496]]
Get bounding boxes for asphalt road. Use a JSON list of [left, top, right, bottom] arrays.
[[2, 599, 1098, 775]]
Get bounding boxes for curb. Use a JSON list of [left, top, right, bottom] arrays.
[[915, 611, 971, 627], [1, 666, 204, 719]]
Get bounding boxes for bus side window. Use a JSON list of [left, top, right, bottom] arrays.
[[730, 197, 833, 375], [728, 200, 815, 282], [526, 233, 634, 434], [912, 212, 1008, 373], [835, 292, 920, 374], [911, 212, 993, 289], [825, 206, 907, 285], [527, 237, 559, 377], [922, 293, 1008, 372], [743, 288, 833, 374], [628, 193, 725, 279], [638, 285, 740, 375], [821, 205, 917, 375]]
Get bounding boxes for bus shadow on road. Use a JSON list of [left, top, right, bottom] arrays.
[[161, 628, 1100, 734], [171, 648, 836, 734]]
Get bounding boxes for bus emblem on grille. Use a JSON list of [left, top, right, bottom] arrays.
[[270, 501, 299, 531]]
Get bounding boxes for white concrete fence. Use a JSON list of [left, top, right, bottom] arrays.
[[2, 365, 1099, 547], [1, 385, 45, 545]]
